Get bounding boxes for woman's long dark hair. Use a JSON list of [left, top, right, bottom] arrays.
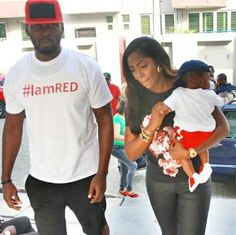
[[122, 37, 176, 133]]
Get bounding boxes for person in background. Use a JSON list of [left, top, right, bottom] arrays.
[[0, 216, 38, 235], [208, 65, 216, 89], [122, 36, 229, 235], [111, 98, 139, 198], [215, 73, 236, 104], [104, 72, 121, 115], [215, 73, 236, 94], [1, 0, 113, 235]]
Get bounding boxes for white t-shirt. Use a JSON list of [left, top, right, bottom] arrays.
[[4, 48, 112, 183], [164, 87, 223, 132]]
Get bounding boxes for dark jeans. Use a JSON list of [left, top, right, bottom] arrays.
[[25, 175, 107, 235], [146, 172, 212, 235], [112, 145, 137, 191], [2, 216, 38, 235]]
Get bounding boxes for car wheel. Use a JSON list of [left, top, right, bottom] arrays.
[[0, 101, 6, 118]]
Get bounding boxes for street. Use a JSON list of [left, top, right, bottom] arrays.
[[0, 118, 235, 197], [0, 118, 236, 234]]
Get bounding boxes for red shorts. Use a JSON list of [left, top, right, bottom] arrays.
[[174, 126, 213, 149]]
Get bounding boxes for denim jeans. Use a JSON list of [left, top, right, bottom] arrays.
[[112, 145, 137, 191], [146, 167, 212, 235]]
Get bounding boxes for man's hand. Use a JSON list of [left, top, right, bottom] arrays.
[[88, 174, 107, 204], [3, 183, 22, 210]]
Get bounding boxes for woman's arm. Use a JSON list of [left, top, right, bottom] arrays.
[[124, 102, 170, 160], [124, 127, 150, 160], [196, 106, 229, 153], [170, 106, 230, 160]]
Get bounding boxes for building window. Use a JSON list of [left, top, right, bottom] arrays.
[[75, 28, 96, 38], [108, 24, 113, 30], [20, 22, 30, 41], [0, 22, 6, 39], [106, 16, 113, 31], [189, 13, 199, 33], [141, 15, 150, 35], [203, 12, 213, 32], [123, 24, 129, 30], [122, 15, 129, 22], [231, 12, 236, 31], [165, 14, 174, 33], [217, 12, 227, 32], [122, 14, 130, 30], [106, 16, 113, 23]]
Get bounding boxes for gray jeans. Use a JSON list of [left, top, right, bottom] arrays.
[[146, 169, 212, 235]]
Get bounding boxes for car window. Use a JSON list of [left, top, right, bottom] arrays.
[[224, 110, 236, 138]]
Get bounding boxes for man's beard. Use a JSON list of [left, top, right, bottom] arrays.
[[37, 45, 58, 55], [31, 36, 61, 55]]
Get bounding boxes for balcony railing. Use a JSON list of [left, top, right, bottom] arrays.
[[172, 0, 227, 9]]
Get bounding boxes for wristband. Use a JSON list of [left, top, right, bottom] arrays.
[[1, 179, 12, 185]]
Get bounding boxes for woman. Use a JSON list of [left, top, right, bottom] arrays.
[[111, 98, 139, 198], [122, 36, 229, 235]]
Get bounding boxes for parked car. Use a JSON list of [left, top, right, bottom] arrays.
[[0, 75, 5, 118], [209, 103, 236, 184]]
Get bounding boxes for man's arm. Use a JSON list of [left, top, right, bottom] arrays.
[[1, 112, 25, 210], [89, 103, 113, 203]]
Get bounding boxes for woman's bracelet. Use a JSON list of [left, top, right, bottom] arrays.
[[1, 179, 12, 185], [139, 130, 153, 143], [142, 128, 155, 137]]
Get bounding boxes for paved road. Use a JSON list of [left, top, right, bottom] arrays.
[[0, 118, 236, 235], [0, 118, 235, 197]]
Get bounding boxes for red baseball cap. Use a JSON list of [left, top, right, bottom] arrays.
[[25, 0, 63, 24]]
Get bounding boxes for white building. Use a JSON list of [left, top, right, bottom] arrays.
[[0, 0, 236, 85], [161, 0, 236, 84]]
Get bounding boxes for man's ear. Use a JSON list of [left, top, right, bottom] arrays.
[[60, 23, 64, 35]]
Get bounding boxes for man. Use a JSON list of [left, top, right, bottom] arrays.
[[215, 73, 236, 104], [104, 72, 121, 115], [215, 73, 236, 94], [1, 0, 113, 234]]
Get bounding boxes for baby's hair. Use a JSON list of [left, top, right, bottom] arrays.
[[173, 71, 207, 89]]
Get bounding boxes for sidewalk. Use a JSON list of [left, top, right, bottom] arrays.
[[1, 157, 236, 235]]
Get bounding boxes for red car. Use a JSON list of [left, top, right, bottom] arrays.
[[0, 75, 6, 118]]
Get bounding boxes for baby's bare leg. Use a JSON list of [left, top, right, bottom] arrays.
[[179, 159, 195, 177], [199, 150, 209, 164]]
